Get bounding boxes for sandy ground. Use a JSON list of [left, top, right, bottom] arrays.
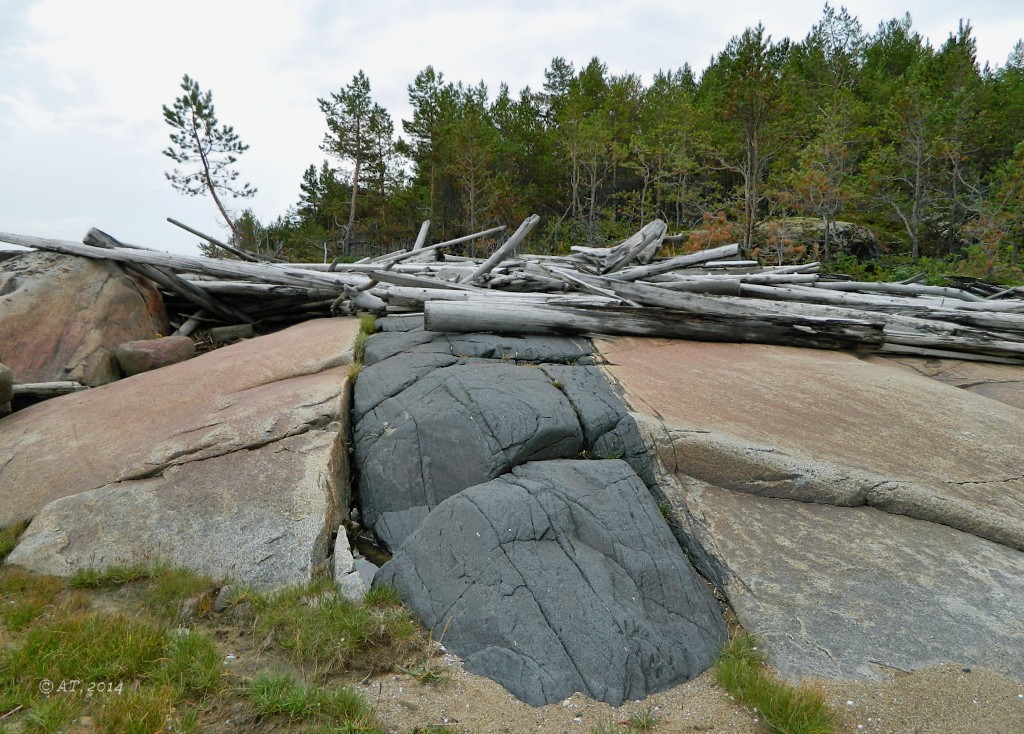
[[366, 654, 1024, 734]]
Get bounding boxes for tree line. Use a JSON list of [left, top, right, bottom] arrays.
[[165, 5, 1024, 274]]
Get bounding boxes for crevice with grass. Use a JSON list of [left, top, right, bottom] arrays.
[[714, 631, 836, 734]]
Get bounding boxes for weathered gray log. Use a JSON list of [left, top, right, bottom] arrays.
[[368, 269, 481, 291], [173, 310, 208, 337], [741, 283, 1024, 314], [84, 228, 255, 324], [815, 280, 985, 302], [568, 220, 668, 273], [603, 220, 668, 272], [607, 243, 741, 281], [541, 266, 641, 306], [556, 274, 1024, 360], [412, 220, 431, 250], [180, 280, 337, 299], [378, 225, 508, 265], [12, 381, 88, 398], [341, 284, 387, 314], [643, 279, 742, 296], [167, 217, 265, 263], [878, 343, 1024, 364], [0, 233, 364, 290], [703, 260, 761, 268], [209, 324, 254, 342], [424, 300, 885, 351], [464, 215, 540, 283]]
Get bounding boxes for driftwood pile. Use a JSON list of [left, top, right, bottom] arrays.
[[4, 215, 1024, 365]]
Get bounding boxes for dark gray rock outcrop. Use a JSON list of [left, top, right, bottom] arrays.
[[0, 362, 11, 417], [375, 459, 727, 707], [354, 317, 652, 551]]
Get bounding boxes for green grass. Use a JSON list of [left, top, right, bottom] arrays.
[[0, 565, 436, 733], [251, 579, 423, 675], [245, 669, 379, 730], [0, 608, 222, 733], [67, 561, 220, 621], [714, 632, 835, 734], [0, 521, 28, 562], [0, 568, 64, 631]]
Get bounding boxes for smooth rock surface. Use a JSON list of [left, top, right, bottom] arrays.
[[666, 482, 1024, 681], [598, 338, 1024, 550], [872, 354, 1024, 410], [601, 337, 1024, 684], [114, 336, 196, 375], [0, 251, 167, 386], [1, 318, 359, 587], [376, 460, 727, 707]]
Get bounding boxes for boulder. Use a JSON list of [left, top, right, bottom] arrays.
[[0, 251, 167, 386], [332, 529, 368, 602], [1, 318, 359, 588], [0, 362, 11, 417], [114, 336, 196, 376], [7, 431, 344, 588], [754, 216, 881, 262], [376, 460, 727, 707], [354, 318, 652, 551], [599, 336, 1024, 683], [357, 362, 583, 550]]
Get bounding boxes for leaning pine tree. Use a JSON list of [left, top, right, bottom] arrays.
[[162, 74, 256, 243]]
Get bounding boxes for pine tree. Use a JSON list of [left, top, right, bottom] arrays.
[[162, 74, 256, 241]]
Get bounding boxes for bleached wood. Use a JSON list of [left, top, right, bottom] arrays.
[[464, 215, 540, 283], [425, 299, 885, 351]]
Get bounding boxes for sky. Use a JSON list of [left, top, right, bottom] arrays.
[[1, 0, 1021, 257]]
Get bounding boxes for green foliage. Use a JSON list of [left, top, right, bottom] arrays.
[[245, 669, 379, 729], [715, 632, 835, 734], [0, 521, 28, 563], [626, 704, 661, 730], [191, 10, 1024, 273], [162, 74, 256, 237]]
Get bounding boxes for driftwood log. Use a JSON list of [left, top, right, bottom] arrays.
[[2, 214, 1023, 364]]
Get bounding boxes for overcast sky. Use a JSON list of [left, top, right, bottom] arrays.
[[1, 0, 1021, 257]]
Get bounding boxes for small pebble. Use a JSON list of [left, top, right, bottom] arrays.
[[963, 667, 971, 673], [573, 716, 581, 723], [847, 700, 855, 707]]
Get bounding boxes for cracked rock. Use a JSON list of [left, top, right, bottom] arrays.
[[375, 459, 726, 707], [1, 319, 360, 588], [354, 321, 654, 551]]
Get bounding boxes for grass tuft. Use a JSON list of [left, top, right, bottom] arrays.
[[714, 632, 835, 734], [627, 704, 661, 730], [246, 669, 380, 730], [0, 521, 29, 563], [250, 579, 424, 675], [67, 561, 220, 621]]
